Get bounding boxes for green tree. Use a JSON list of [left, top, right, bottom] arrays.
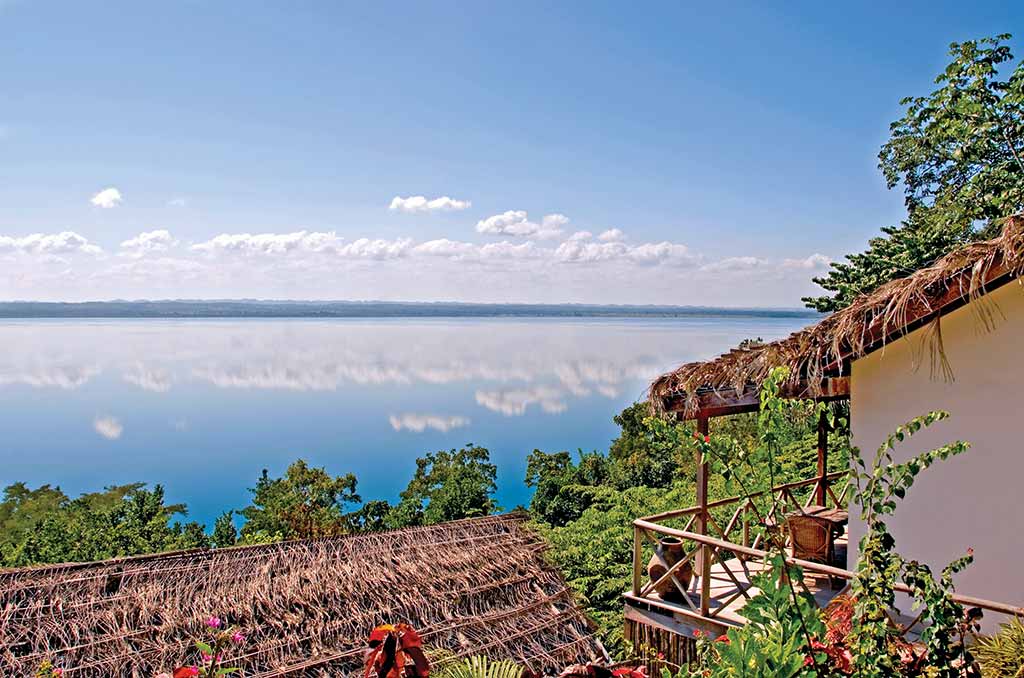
[[390, 444, 497, 527], [239, 459, 360, 542], [0, 482, 68, 561], [525, 449, 611, 527], [2, 483, 207, 566], [345, 499, 393, 533], [211, 511, 238, 548], [608, 402, 682, 489], [806, 34, 1023, 313]]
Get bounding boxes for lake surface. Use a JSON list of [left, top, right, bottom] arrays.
[[0, 316, 812, 526]]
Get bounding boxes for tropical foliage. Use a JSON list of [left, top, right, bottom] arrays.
[[239, 459, 360, 542], [672, 368, 979, 677], [1, 444, 503, 565], [973, 617, 1024, 677], [436, 656, 524, 678], [0, 482, 208, 567], [806, 33, 1023, 313]]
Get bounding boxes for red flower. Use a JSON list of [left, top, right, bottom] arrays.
[[692, 629, 703, 638], [173, 668, 200, 678], [715, 634, 729, 644], [704, 435, 710, 443]]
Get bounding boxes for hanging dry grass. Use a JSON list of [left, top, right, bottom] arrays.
[[650, 214, 1024, 416], [0, 513, 607, 677]]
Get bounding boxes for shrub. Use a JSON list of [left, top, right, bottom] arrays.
[[973, 617, 1024, 677]]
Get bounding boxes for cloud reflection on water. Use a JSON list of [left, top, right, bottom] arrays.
[[0, 320, 696, 417]]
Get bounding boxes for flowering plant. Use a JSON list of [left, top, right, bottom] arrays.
[[155, 616, 245, 678], [34, 660, 64, 677]]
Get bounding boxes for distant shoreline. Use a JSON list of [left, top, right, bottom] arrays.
[[0, 300, 821, 320]]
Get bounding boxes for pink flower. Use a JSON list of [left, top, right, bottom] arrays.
[[231, 632, 246, 644], [205, 616, 222, 629]]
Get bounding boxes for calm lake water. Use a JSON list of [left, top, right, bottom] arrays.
[[0, 316, 812, 526]]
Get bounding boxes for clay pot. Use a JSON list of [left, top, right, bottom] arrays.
[[647, 536, 692, 601]]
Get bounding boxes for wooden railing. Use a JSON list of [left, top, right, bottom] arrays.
[[631, 472, 847, 618], [627, 472, 1024, 630]]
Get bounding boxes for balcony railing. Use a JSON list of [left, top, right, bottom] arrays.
[[626, 472, 1024, 636]]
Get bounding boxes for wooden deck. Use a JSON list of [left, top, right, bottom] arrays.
[[626, 537, 849, 636]]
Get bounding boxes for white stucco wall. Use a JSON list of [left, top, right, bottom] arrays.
[[849, 278, 1024, 630]]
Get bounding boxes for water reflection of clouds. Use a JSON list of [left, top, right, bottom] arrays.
[[0, 320, 759, 416], [0, 363, 100, 390], [474, 387, 568, 416], [93, 416, 123, 440]]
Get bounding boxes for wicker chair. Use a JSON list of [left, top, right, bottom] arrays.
[[788, 514, 831, 564], [788, 514, 840, 589]]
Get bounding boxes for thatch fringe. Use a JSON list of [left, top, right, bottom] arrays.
[[0, 514, 607, 677], [650, 214, 1024, 415]]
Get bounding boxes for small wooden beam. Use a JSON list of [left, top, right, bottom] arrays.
[[632, 524, 643, 596], [696, 416, 711, 617], [816, 410, 828, 506], [661, 377, 851, 420]]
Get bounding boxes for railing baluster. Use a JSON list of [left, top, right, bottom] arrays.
[[632, 524, 642, 596]]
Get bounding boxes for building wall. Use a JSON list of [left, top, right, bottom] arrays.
[[849, 279, 1024, 629]]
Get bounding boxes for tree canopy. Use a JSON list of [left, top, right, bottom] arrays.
[[239, 459, 360, 542], [0, 482, 207, 567], [389, 444, 498, 527], [806, 34, 1023, 313]]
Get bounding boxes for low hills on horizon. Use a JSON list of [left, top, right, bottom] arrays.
[[0, 299, 821, 319]]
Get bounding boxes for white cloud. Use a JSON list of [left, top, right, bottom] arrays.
[[476, 210, 567, 239], [90, 187, 123, 209], [0, 231, 102, 256], [0, 222, 831, 305], [389, 195, 471, 212], [782, 253, 831, 270], [192, 231, 338, 256], [338, 237, 413, 259], [554, 239, 694, 266], [475, 386, 567, 416], [192, 231, 413, 260], [93, 416, 123, 440], [120, 230, 178, 257], [700, 256, 766, 272], [412, 238, 479, 259], [389, 413, 471, 433], [167, 197, 188, 208]]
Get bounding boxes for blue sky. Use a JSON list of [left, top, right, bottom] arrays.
[[1, 1, 1021, 305]]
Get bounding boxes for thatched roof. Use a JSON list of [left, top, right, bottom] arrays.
[[651, 214, 1024, 417], [0, 513, 607, 677]]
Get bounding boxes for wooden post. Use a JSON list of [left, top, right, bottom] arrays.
[[632, 524, 643, 596], [816, 409, 828, 506], [696, 415, 711, 616]]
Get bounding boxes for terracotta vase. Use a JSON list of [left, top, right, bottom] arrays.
[[646, 536, 692, 601]]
